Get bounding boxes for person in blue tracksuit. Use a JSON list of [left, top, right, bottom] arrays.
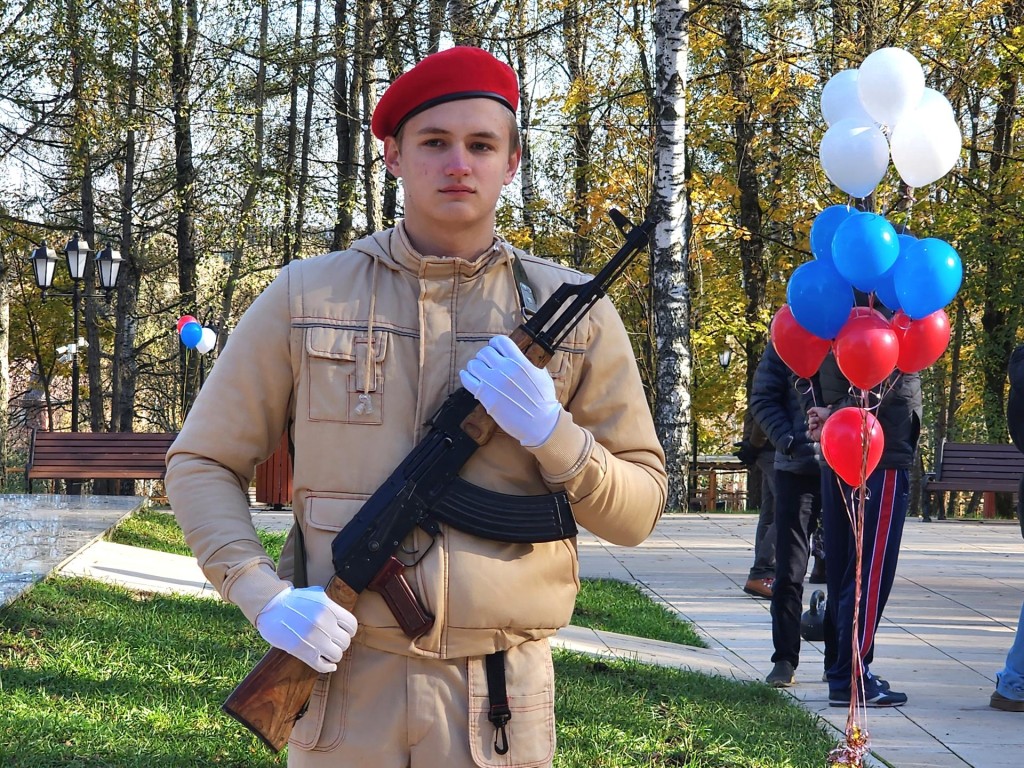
[[806, 337, 921, 707]]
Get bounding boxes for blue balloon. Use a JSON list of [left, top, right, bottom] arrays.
[[180, 321, 203, 349], [894, 237, 963, 319], [786, 260, 854, 340], [831, 212, 900, 294], [874, 233, 916, 312], [810, 204, 856, 264]]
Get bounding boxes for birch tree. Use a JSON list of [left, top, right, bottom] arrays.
[[652, 0, 693, 511]]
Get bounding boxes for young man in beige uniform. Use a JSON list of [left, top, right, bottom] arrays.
[[165, 46, 667, 767]]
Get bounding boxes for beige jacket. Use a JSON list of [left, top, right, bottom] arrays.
[[165, 223, 666, 660]]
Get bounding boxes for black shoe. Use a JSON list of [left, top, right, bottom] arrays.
[[808, 556, 826, 584], [766, 661, 796, 688]]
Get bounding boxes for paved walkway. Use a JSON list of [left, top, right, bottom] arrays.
[[60, 510, 1024, 768]]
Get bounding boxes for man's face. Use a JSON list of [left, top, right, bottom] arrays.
[[383, 99, 521, 238]]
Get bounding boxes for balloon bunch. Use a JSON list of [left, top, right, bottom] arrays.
[[819, 47, 961, 195], [777, 212, 960, 388], [771, 48, 965, 488], [177, 315, 217, 355]]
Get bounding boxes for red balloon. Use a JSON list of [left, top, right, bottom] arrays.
[[770, 304, 831, 378], [833, 307, 899, 390], [176, 315, 197, 333], [891, 309, 950, 373], [821, 407, 884, 486]]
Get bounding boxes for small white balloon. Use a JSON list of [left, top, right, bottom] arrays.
[[819, 118, 891, 198], [821, 69, 875, 127], [890, 112, 962, 187], [857, 47, 926, 128], [196, 326, 217, 354]]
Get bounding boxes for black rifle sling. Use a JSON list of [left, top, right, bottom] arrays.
[[509, 253, 539, 316], [485, 651, 511, 755], [287, 425, 309, 589]]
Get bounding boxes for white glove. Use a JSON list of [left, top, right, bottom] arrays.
[[255, 586, 358, 673], [459, 334, 561, 448]]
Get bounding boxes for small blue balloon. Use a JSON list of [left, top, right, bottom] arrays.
[[874, 234, 916, 311], [786, 260, 854, 340], [180, 321, 203, 349], [894, 237, 963, 319], [831, 212, 900, 294], [810, 204, 857, 264]]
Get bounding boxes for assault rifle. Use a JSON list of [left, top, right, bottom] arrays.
[[222, 209, 656, 751]]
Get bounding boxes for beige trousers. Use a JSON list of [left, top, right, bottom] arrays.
[[288, 638, 556, 768]]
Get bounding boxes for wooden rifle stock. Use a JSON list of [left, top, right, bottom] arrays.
[[222, 577, 359, 752]]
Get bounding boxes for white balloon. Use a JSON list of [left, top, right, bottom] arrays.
[[917, 87, 955, 123], [857, 47, 926, 128], [819, 118, 890, 198], [821, 69, 875, 127], [890, 111, 962, 187], [196, 326, 217, 354]]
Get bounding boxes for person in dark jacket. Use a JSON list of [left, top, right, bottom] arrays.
[[990, 343, 1024, 711], [750, 342, 828, 686], [807, 343, 921, 707], [735, 410, 777, 598]]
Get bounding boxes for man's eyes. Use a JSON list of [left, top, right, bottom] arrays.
[[420, 138, 496, 152]]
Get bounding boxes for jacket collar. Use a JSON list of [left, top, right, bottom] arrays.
[[351, 220, 508, 279]]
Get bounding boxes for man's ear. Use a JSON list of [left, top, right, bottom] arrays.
[[383, 136, 401, 178], [504, 147, 522, 186]]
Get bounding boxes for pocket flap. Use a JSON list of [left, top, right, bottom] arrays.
[[306, 327, 388, 362], [306, 493, 369, 533]]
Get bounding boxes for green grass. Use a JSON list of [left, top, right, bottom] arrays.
[[0, 510, 839, 767], [110, 507, 288, 562], [573, 578, 706, 647], [555, 654, 838, 767]]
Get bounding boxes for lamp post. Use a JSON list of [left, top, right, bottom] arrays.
[[29, 233, 121, 432], [690, 344, 735, 511]]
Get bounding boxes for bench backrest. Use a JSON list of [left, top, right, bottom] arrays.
[[927, 441, 1024, 493], [27, 431, 178, 480]]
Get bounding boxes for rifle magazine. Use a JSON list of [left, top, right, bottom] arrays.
[[430, 477, 576, 543]]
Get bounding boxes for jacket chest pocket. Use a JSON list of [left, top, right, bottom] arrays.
[[305, 327, 389, 424]]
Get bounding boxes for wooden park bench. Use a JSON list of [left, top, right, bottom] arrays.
[[25, 430, 178, 493], [922, 440, 1024, 520]]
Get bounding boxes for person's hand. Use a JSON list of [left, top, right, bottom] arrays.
[[459, 335, 561, 447], [732, 440, 758, 466], [806, 407, 831, 442], [255, 586, 358, 673]]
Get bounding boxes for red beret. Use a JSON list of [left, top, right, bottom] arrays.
[[372, 47, 519, 140]]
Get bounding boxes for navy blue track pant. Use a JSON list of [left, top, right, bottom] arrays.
[[820, 465, 908, 692]]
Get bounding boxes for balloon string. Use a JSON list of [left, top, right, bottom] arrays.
[[827, 397, 873, 767], [794, 376, 819, 408]]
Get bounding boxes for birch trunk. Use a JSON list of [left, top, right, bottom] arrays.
[[652, 0, 692, 512]]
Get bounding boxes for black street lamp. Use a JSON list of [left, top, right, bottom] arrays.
[[690, 344, 735, 511], [718, 347, 734, 370], [29, 233, 121, 432]]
